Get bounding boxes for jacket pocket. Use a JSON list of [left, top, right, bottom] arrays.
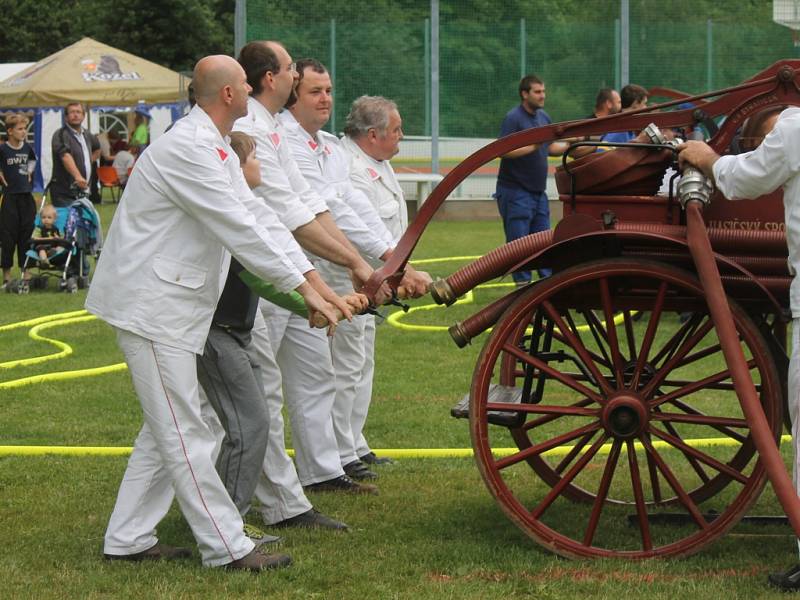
[[152, 255, 207, 290], [377, 194, 399, 219]]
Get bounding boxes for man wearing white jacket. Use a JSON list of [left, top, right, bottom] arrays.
[[281, 60, 430, 479], [233, 41, 382, 507], [86, 55, 339, 572]]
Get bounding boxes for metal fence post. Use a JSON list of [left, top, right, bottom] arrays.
[[425, 18, 431, 137], [234, 0, 246, 56], [620, 0, 629, 87], [431, 0, 440, 176], [706, 19, 713, 91], [330, 18, 337, 134], [520, 18, 527, 79], [614, 18, 620, 91]]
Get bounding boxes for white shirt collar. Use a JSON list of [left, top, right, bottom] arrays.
[[247, 96, 277, 127]]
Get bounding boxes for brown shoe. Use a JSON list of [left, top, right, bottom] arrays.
[[304, 474, 379, 495], [104, 542, 192, 562], [226, 548, 292, 572]]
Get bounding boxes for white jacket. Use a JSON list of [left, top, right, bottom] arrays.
[[341, 136, 408, 244], [86, 106, 305, 353], [233, 97, 326, 232], [713, 106, 800, 316]]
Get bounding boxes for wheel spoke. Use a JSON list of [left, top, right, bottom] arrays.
[[581, 309, 615, 376], [523, 397, 595, 431], [555, 429, 599, 474], [645, 433, 663, 504], [639, 435, 710, 529], [629, 281, 668, 390], [494, 422, 601, 470], [649, 426, 750, 484], [651, 360, 756, 409], [626, 440, 653, 551], [650, 411, 749, 429], [541, 300, 615, 396], [641, 318, 715, 398], [653, 411, 711, 484], [530, 433, 609, 519], [661, 398, 748, 443], [583, 439, 622, 546], [622, 310, 637, 363], [599, 277, 625, 386], [650, 311, 703, 366], [485, 402, 599, 417], [502, 342, 604, 404]]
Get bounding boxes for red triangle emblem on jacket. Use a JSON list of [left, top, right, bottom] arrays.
[[307, 139, 318, 150], [367, 167, 379, 180], [217, 148, 228, 161], [269, 132, 281, 147]]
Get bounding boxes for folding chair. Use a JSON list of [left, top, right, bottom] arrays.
[[97, 166, 122, 203]]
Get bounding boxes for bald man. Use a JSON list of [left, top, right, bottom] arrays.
[[87, 55, 340, 572]]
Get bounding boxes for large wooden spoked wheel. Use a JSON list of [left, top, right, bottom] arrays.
[[470, 259, 783, 559]]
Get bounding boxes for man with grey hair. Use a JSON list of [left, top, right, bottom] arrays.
[[340, 95, 412, 467]]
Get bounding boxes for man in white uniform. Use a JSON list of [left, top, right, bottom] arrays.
[[341, 95, 420, 467], [281, 60, 430, 479], [678, 108, 800, 591], [86, 55, 339, 572], [233, 40, 382, 504]]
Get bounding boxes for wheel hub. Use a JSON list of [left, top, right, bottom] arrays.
[[601, 393, 649, 439]]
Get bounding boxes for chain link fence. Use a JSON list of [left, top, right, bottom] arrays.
[[241, 1, 798, 207]]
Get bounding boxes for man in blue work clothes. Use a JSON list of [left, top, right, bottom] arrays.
[[494, 74, 570, 285]]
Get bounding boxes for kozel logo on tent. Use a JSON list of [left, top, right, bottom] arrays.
[[81, 55, 141, 82]]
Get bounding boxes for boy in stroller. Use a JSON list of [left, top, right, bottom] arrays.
[[30, 204, 67, 267], [20, 197, 102, 293]]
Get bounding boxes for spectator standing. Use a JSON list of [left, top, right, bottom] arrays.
[[602, 84, 650, 145], [494, 74, 570, 284], [0, 114, 36, 291], [50, 102, 100, 207], [130, 106, 150, 148]]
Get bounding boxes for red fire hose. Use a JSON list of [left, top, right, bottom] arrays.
[[685, 200, 800, 538]]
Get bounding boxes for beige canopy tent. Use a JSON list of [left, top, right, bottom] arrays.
[[0, 37, 186, 107]]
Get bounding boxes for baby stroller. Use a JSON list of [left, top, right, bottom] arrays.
[[20, 193, 102, 293]]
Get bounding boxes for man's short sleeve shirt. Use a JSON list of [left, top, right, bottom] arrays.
[[496, 105, 551, 192]]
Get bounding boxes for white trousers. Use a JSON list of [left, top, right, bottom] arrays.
[[789, 320, 800, 557], [330, 314, 376, 464], [249, 311, 313, 524], [261, 301, 344, 485], [317, 260, 376, 464], [103, 328, 253, 567]]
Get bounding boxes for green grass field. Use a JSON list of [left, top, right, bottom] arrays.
[[1, 208, 797, 599]]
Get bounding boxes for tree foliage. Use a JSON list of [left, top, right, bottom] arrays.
[[0, 0, 234, 72]]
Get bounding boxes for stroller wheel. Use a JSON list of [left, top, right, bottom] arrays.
[[77, 276, 89, 289], [5, 279, 18, 293], [65, 276, 78, 293]]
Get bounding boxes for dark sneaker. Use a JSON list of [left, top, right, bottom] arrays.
[[104, 542, 192, 562], [226, 547, 292, 572], [17, 280, 29, 295], [769, 564, 800, 591], [343, 460, 378, 481], [304, 474, 379, 495], [243, 523, 282, 547], [359, 451, 394, 466], [272, 508, 348, 531]]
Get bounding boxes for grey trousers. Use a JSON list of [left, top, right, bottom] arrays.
[[197, 325, 268, 516]]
